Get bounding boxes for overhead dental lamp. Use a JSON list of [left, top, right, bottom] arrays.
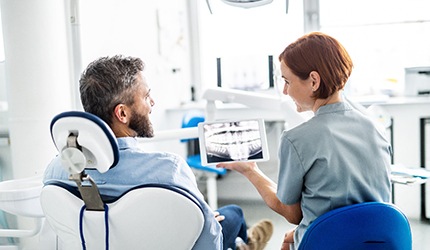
[[220, 0, 273, 8], [205, 0, 288, 14]]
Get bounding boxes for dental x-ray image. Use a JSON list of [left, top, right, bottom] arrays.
[[198, 119, 269, 165]]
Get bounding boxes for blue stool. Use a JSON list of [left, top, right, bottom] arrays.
[[181, 110, 226, 209], [298, 202, 412, 250]]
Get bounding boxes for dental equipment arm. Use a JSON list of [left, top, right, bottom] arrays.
[[202, 87, 309, 128]]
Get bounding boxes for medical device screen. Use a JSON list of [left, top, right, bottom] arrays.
[[198, 119, 269, 165]]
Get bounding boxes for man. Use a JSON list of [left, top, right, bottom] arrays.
[[44, 55, 273, 249]]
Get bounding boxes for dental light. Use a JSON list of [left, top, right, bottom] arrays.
[[220, 0, 273, 8], [205, 0, 289, 14]]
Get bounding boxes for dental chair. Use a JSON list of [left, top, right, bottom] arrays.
[[297, 202, 412, 250], [40, 111, 204, 250]]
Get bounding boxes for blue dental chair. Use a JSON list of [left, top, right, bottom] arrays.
[[297, 202, 412, 250], [40, 111, 204, 250], [181, 110, 227, 209]]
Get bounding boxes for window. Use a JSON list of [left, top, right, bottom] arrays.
[[195, 0, 304, 94], [319, 0, 430, 96], [0, 11, 4, 62]]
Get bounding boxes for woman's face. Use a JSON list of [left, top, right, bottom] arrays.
[[280, 60, 315, 113]]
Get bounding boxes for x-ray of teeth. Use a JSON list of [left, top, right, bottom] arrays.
[[204, 120, 263, 162]]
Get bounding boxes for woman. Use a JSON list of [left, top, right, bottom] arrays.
[[217, 32, 392, 249]]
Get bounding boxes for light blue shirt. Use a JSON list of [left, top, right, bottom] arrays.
[[44, 137, 223, 250], [276, 102, 392, 248]]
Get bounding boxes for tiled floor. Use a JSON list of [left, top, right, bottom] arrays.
[[219, 199, 430, 250]]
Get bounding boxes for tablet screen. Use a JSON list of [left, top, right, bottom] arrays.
[[198, 119, 269, 165]]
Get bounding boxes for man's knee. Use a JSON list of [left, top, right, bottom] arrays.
[[220, 204, 244, 217]]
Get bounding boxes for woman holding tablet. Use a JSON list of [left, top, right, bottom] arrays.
[[217, 32, 392, 250]]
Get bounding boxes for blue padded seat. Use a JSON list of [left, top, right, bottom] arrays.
[[298, 202, 412, 250]]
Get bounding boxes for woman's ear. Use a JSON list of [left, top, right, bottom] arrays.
[[309, 71, 321, 92], [113, 104, 129, 124]]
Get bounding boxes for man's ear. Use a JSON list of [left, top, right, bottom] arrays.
[[113, 104, 129, 124], [309, 71, 321, 92]]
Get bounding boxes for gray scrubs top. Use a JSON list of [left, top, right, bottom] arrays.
[[276, 102, 392, 248]]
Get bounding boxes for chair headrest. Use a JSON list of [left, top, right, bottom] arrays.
[[50, 111, 119, 174]]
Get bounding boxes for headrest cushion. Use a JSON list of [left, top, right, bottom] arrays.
[[50, 111, 119, 174]]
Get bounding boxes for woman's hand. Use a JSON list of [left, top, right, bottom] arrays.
[[216, 161, 257, 175]]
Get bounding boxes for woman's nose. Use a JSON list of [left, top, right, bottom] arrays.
[[283, 84, 289, 95]]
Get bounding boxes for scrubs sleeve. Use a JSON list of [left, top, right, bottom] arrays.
[[276, 133, 305, 205]]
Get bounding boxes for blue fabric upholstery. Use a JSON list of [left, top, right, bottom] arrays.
[[298, 202, 412, 250]]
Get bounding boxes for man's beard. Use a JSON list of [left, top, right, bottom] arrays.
[[129, 110, 154, 138]]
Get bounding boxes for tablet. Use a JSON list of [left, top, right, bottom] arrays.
[[198, 118, 270, 165]]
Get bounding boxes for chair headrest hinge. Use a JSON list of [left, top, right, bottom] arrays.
[[69, 173, 105, 211]]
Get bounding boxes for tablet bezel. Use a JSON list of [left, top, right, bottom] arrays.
[[198, 118, 270, 166]]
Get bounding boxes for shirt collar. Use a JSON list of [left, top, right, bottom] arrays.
[[315, 102, 352, 116], [117, 137, 139, 150]]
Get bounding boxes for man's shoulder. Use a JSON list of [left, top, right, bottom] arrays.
[[135, 150, 184, 164]]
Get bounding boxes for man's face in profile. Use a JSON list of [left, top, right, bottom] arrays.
[[128, 73, 154, 138]]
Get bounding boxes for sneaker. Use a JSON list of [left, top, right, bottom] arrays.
[[246, 219, 274, 250]]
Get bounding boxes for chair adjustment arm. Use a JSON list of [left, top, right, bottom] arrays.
[[70, 173, 105, 211]]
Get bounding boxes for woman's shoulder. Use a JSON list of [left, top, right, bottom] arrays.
[[282, 118, 320, 140]]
